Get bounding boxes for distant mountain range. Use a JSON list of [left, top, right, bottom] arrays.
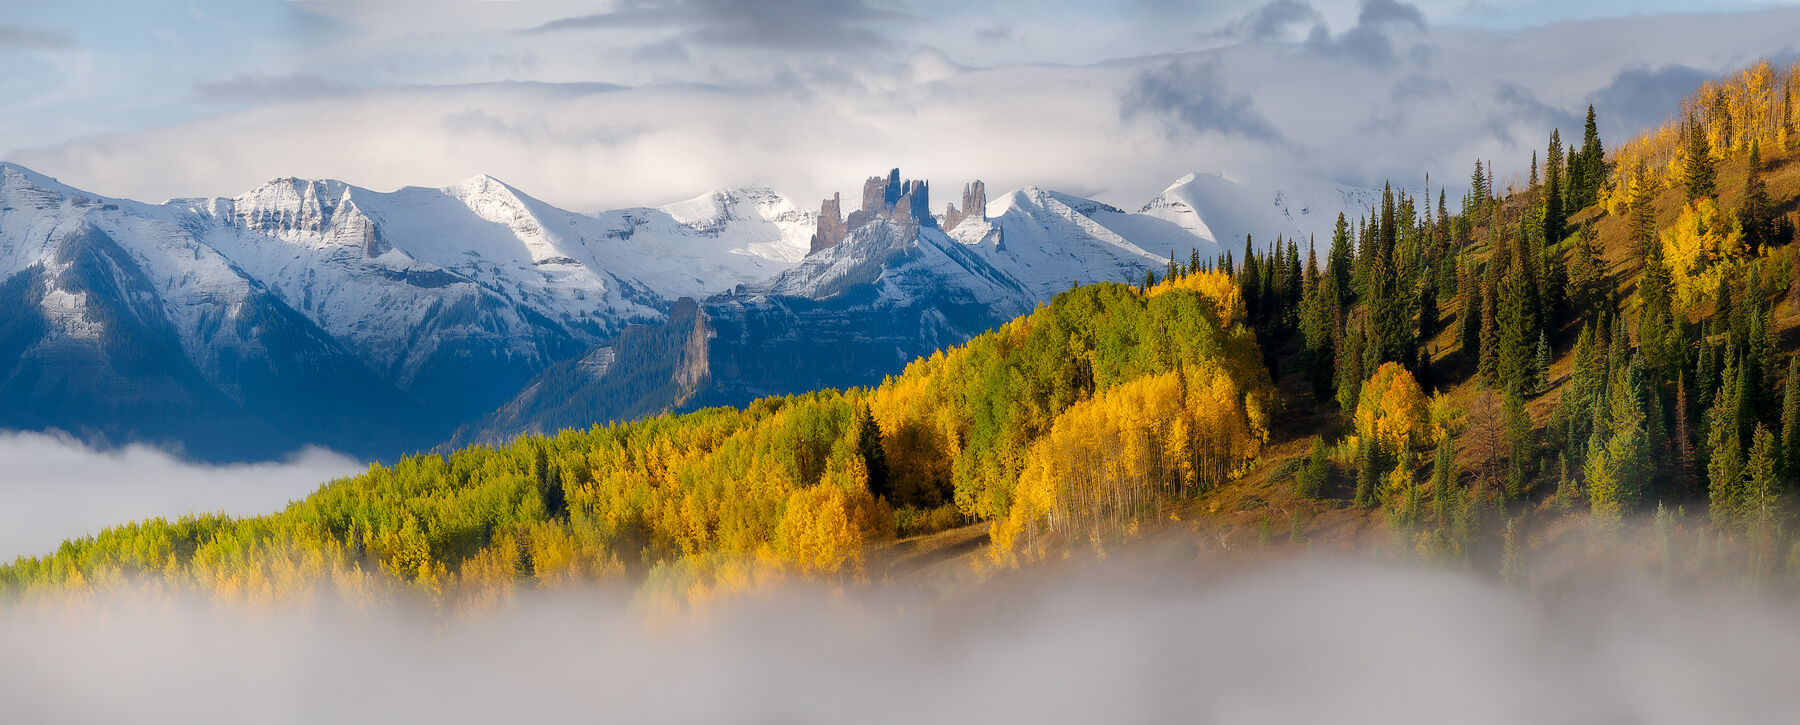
[[0, 162, 1376, 461]]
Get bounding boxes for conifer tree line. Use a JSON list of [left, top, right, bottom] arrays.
[[1157, 71, 1800, 560]]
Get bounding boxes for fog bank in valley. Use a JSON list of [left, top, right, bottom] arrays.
[[5, 560, 1799, 724], [0, 431, 362, 561]]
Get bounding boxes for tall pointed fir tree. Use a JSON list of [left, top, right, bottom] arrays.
[[1783, 357, 1800, 477], [1459, 263, 1481, 362], [1568, 222, 1605, 327], [1709, 355, 1747, 529], [1300, 262, 1342, 400], [1574, 104, 1605, 210], [1496, 254, 1538, 395], [1469, 159, 1487, 216], [1543, 128, 1566, 246], [1745, 424, 1781, 544], [1503, 390, 1534, 499], [1479, 272, 1501, 387], [1739, 142, 1775, 251], [1356, 433, 1380, 509], [1684, 114, 1716, 202], [1329, 213, 1353, 304], [1676, 371, 1697, 495], [1336, 311, 1368, 412], [1638, 223, 1677, 381], [1534, 331, 1552, 395]]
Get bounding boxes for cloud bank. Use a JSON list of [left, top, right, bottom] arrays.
[[4, 560, 1800, 723], [10, 8, 1799, 214], [0, 432, 361, 561]]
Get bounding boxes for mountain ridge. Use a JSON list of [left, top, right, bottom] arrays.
[[0, 161, 1377, 459]]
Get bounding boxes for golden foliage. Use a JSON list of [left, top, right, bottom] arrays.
[[991, 368, 1265, 564], [1661, 198, 1746, 305], [1148, 269, 1245, 327], [1355, 362, 1431, 455], [1604, 59, 1800, 211]]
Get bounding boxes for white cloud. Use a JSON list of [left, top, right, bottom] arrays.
[[9, 9, 1799, 216], [4, 559, 1800, 722], [0, 432, 361, 561]]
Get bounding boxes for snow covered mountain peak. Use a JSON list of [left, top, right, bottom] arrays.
[[654, 185, 813, 259]]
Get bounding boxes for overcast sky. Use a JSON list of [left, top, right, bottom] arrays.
[[3, 0, 1799, 211]]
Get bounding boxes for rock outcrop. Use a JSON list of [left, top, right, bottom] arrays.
[[943, 180, 987, 231], [808, 168, 939, 253], [809, 192, 847, 254]]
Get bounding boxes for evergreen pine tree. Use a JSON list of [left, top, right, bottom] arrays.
[[1672, 371, 1693, 490], [1497, 255, 1537, 395], [1367, 242, 1411, 368], [1709, 357, 1747, 528], [1301, 268, 1342, 400], [1638, 225, 1676, 378], [1458, 263, 1481, 361], [1745, 424, 1781, 545], [1356, 437, 1380, 509], [1534, 331, 1552, 395], [1586, 429, 1623, 528], [1431, 437, 1457, 523], [1543, 128, 1566, 245], [1328, 213, 1353, 303], [1387, 446, 1420, 522], [1556, 324, 1601, 455], [1336, 312, 1367, 412], [1568, 222, 1605, 326], [1607, 358, 1652, 504], [1479, 273, 1500, 387], [1575, 104, 1605, 209], [1503, 391, 1534, 499], [1469, 159, 1487, 215], [1739, 141, 1775, 251], [1684, 115, 1716, 202], [1784, 74, 1796, 151], [855, 404, 891, 500], [1565, 147, 1578, 211], [1697, 336, 1717, 411], [1783, 358, 1800, 477], [1296, 437, 1332, 499], [1418, 272, 1440, 352]]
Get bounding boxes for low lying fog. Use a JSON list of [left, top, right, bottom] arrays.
[[5, 559, 1800, 724], [0, 431, 361, 560]]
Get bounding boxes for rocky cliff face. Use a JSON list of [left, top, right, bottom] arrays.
[[944, 180, 987, 231], [448, 297, 714, 445], [809, 193, 847, 254], [809, 168, 941, 253]]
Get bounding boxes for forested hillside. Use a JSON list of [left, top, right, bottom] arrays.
[[9, 59, 1800, 608], [1180, 58, 1800, 578], [0, 271, 1272, 610]]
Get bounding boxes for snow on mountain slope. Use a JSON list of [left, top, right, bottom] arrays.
[[593, 185, 815, 298], [188, 175, 660, 396], [0, 162, 826, 456], [763, 183, 1226, 316], [2, 164, 290, 383], [0, 164, 421, 459], [1136, 172, 1396, 251], [964, 186, 1173, 296]]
